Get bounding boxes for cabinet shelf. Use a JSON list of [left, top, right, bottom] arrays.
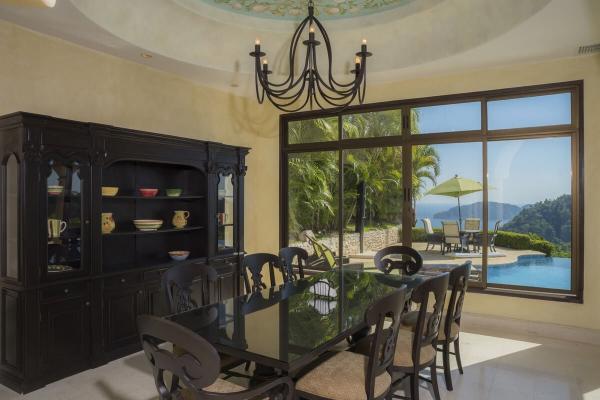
[[103, 226, 205, 237], [102, 195, 205, 200], [103, 256, 206, 274]]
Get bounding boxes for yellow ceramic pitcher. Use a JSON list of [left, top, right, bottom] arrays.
[[172, 210, 190, 229]]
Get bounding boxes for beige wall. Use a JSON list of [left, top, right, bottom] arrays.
[[2, 20, 600, 332], [0, 20, 281, 254]]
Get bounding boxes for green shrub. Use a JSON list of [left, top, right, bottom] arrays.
[[495, 231, 555, 256]]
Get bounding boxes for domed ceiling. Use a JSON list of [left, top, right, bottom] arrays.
[[191, 0, 417, 20], [2, 0, 597, 101]]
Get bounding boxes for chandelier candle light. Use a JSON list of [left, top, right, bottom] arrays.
[[250, 0, 372, 112]]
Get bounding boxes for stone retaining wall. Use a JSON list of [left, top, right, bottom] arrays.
[[290, 226, 401, 256]]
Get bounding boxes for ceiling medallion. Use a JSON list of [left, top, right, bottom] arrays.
[[249, 0, 372, 112]]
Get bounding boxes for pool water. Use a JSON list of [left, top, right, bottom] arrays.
[[487, 255, 571, 290]]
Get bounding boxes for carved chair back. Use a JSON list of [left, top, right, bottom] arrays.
[[138, 314, 221, 399], [411, 273, 450, 366], [364, 288, 407, 399], [444, 262, 471, 338], [242, 253, 282, 294], [279, 247, 308, 282], [374, 246, 423, 276], [162, 264, 218, 314]]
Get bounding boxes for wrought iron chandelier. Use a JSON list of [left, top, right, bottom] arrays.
[[249, 0, 372, 112]]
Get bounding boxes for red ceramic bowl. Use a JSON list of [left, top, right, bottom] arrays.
[[138, 188, 159, 197]]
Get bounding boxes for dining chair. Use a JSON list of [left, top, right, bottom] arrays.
[[390, 273, 450, 400], [242, 253, 282, 293], [279, 246, 308, 282], [162, 264, 244, 373], [441, 221, 464, 254], [137, 314, 294, 400], [294, 287, 408, 400], [162, 263, 217, 314], [374, 246, 423, 276], [422, 218, 444, 251], [437, 261, 471, 391]]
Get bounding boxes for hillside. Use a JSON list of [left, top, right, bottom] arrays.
[[502, 195, 571, 244], [433, 201, 521, 221]]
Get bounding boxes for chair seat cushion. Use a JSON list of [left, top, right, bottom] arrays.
[[438, 315, 460, 342], [296, 351, 392, 400], [205, 378, 246, 393], [393, 333, 437, 368]]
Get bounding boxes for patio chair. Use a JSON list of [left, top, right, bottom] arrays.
[[441, 221, 465, 255], [472, 220, 501, 253], [463, 218, 480, 231], [422, 218, 444, 251]]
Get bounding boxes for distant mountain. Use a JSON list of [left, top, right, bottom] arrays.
[[433, 201, 521, 221], [502, 195, 571, 244]]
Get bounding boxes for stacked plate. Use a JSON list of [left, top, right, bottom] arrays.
[[133, 219, 163, 231]]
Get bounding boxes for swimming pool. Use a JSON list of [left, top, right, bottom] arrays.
[[487, 255, 571, 290]]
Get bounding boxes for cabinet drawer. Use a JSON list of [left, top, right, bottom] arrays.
[[104, 272, 143, 289], [41, 282, 89, 301]]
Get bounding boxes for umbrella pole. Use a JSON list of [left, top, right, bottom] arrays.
[[457, 195, 462, 228]]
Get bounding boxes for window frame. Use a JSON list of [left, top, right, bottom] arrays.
[[279, 81, 584, 303]]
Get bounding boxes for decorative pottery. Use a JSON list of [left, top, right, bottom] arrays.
[[47, 218, 67, 239], [47, 185, 64, 196], [166, 188, 182, 197], [172, 210, 190, 229], [138, 188, 159, 197], [101, 213, 116, 234], [102, 186, 119, 196], [133, 219, 163, 231], [168, 250, 190, 261]]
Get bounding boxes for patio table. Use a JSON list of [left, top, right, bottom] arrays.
[[166, 268, 432, 376]]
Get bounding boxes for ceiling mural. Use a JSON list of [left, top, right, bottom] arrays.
[[199, 0, 417, 19]]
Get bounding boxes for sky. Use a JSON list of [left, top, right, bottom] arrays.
[[416, 93, 572, 207]]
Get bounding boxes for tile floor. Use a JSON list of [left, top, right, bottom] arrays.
[[0, 326, 599, 400]]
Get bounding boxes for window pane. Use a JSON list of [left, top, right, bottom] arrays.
[[287, 151, 339, 267], [343, 147, 403, 269], [342, 110, 402, 138], [411, 102, 481, 134], [288, 117, 338, 144], [411, 142, 484, 283], [487, 137, 572, 290], [488, 93, 571, 130]]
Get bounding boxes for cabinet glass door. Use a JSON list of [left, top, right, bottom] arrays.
[[46, 159, 86, 276], [217, 173, 235, 252]]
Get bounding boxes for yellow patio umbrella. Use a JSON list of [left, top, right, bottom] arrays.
[[425, 175, 484, 226]]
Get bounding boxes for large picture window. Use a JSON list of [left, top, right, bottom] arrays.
[[280, 81, 583, 302]]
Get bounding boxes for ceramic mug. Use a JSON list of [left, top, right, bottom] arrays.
[[48, 219, 67, 239], [172, 210, 190, 229]]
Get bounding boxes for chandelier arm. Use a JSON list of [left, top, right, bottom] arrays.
[[262, 70, 310, 100], [255, 70, 266, 104], [310, 49, 357, 95], [256, 42, 311, 92], [265, 86, 312, 112], [314, 76, 357, 106], [312, 18, 358, 88], [260, 16, 311, 89], [264, 72, 310, 104]]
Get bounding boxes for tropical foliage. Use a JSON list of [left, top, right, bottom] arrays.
[[287, 111, 440, 239]]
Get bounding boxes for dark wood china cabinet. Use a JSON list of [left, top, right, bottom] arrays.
[[0, 112, 248, 393]]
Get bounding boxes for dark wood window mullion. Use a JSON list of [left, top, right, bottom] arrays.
[[337, 115, 344, 267], [481, 98, 489, 289]]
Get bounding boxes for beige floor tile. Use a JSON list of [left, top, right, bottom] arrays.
[[0, 328, 598, 400]]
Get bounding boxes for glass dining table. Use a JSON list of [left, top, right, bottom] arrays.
[[166, 268, 434, 376]]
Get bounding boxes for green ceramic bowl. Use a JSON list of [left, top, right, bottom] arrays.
[[166, 188, 182, 197]]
